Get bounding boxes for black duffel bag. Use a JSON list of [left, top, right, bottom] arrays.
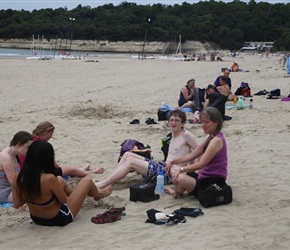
[[198, 178, 232, 208], [130, 182, 159, 203]]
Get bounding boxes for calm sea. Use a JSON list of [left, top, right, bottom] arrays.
[[0, 48, 130, 58]]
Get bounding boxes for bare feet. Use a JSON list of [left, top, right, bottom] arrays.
[[164, 187, 184, 199], [94, 185, 112, 201], [164, 187, 177, 198], [90, 167, 104, 175]]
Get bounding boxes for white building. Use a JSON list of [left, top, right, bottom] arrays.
[[240, 41, 274, 52]]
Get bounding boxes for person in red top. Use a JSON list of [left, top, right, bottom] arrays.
[[231, 61, 239, 72], [19, 121, 104, 178]]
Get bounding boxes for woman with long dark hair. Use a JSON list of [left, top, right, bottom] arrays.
[[12, 140, 111, 226]]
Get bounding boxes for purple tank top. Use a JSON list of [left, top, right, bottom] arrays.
[[198, 132, 228, 180]]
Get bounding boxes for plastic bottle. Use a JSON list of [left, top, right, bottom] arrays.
[[249, 99, 253, 109], [238, 97, 244, 107], [155, 171, 164, 195]]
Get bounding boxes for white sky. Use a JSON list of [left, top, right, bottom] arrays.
[[0, 0, 288, 11]]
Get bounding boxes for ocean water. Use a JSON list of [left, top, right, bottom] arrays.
[[0, 48, 130, 58]]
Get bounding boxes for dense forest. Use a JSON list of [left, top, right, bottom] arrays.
[[0, 0, 290, 51]]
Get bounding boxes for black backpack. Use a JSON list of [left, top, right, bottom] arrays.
[[193, 88, 206, 111], [161, 132, 172, 162]]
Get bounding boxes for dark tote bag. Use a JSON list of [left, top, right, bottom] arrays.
[[129, 182, 159, 203], [198, 177, 232, 208]]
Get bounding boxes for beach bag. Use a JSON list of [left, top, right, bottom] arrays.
[[193, 88, 206, 111], [157, 108, 170, 121], [118, 139, 151, 162], [129, 182, 159, 202], [161, 132, 172, 162], [235, 82, 251, 96], [269, 88, 281, 96], [198, 181, 232, 208]]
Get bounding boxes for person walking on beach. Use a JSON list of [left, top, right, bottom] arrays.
[[12, 140, 111, 226], [19, 121, 104, 178], [165, 107, 229, 198], [0, 131, 34, 204], [96, 109, 198, 190]]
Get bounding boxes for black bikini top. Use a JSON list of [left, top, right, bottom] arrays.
[[27, 195, 56, 206]]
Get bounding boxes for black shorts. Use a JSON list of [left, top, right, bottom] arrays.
[[55, 167, 63, 176], [186, 172, 199, 197], [30, 203, 73, 226], [186, 173, 226, 197]]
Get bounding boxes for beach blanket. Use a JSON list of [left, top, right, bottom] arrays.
[[225, 103, 251, 109], [0, 202, 13, 208], [161, 102, 193, 113]]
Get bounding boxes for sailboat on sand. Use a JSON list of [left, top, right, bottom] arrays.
[[159, 34, 188, 61], [26, 35, 52, 60]]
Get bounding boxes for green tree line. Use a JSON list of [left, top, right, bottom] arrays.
[[0, 0, 290, 51]]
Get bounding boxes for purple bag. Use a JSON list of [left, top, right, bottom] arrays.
[[240, 82, 250, 89], [118, 139, 147, 162]]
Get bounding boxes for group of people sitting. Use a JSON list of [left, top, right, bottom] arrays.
[[0, 107, 229, 227], [178, 69, 235, 120]]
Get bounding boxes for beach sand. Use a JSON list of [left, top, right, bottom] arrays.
[[0, 53, 290, 249]]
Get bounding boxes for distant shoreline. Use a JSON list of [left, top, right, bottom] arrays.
[[0, 39, 211, 54]]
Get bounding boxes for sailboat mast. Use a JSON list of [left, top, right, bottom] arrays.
[[176, 34, 181, 54]]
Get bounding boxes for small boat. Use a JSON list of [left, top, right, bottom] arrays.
[[131, 54, 155, 59]]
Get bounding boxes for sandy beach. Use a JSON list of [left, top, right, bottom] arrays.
[[0, 53, 290, 249]]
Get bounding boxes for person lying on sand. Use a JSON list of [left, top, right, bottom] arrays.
[[165, 107, 229, 199], [19, 121, 104, 178], [96, 109, 198, 190], [12, 140, 111, 226]]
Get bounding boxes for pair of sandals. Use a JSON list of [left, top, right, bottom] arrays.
[[145, 118, 157, 125], [91, 206, 126, 224]]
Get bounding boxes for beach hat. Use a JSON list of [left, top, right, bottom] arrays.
[[206, 84, 215, 90], [234, 61, 238, 64]]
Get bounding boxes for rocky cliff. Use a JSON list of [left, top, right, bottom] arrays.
[[0, 38, 213, 54]]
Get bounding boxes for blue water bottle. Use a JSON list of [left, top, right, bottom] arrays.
[[155, 171, 164, 195]]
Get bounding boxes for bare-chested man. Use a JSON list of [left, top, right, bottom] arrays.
[[96, 109, 198, 190]]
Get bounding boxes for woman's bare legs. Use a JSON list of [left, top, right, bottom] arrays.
[[179, 101, 195, 109], [96, 152, 149, 189], [61, 165, 105, 177], [57, 176, 74, 196], [65, 177, 112, 218]]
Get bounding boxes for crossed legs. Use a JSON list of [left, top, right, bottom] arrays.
[[96, 152, 149, 189]]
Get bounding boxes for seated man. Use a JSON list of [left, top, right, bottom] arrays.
[[203, 83, 230, 120], [95, 110, 198, 191], [213, 69, 234, 101]]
